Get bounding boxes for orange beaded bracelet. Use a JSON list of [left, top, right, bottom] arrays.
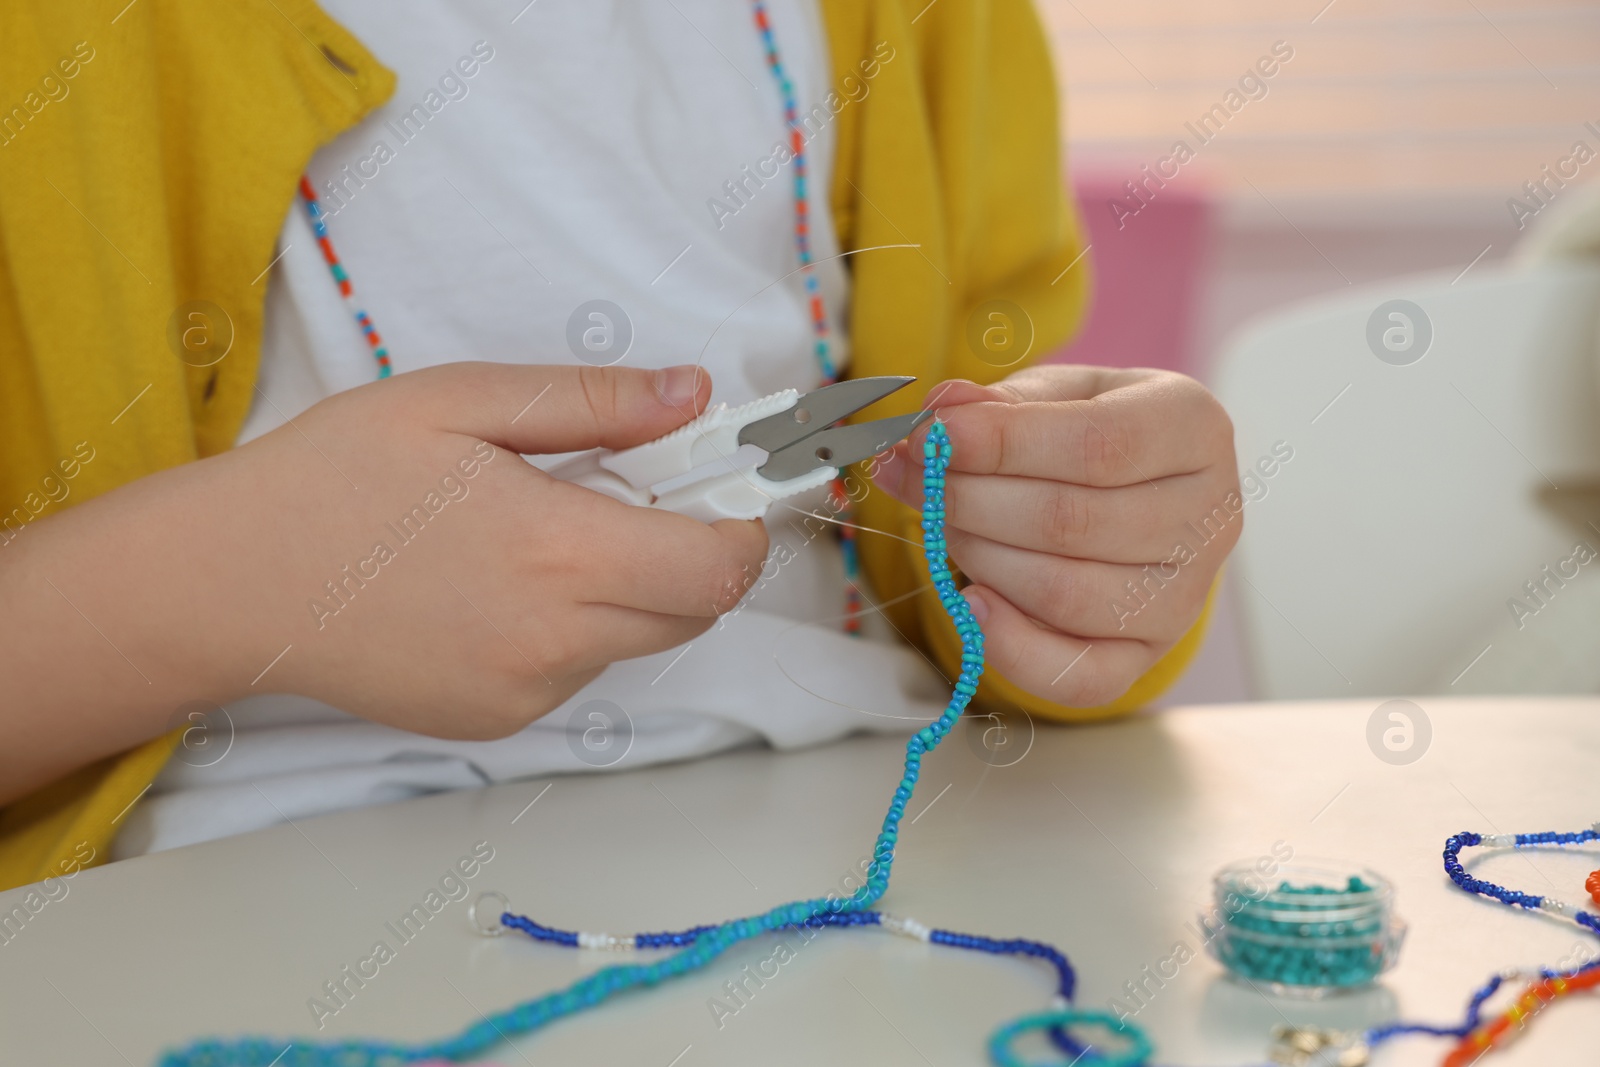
[[1441, 967, 1600, 1067]]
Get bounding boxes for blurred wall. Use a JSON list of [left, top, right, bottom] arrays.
[[1036, 2, 1600, 702]]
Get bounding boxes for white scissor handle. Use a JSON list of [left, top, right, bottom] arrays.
[[598, 389, 799, 488], [545, 388, 836, 522], [652, 464, 836, 523]]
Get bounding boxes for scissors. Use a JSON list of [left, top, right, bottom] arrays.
[[548, 375, 932, 523]]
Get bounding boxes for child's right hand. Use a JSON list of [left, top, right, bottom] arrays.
[[0, 363, 768, 801]]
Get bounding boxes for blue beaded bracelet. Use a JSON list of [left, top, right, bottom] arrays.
[[992, 1009, 1152, 1067]]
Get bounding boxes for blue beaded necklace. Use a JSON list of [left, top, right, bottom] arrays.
[[749, 0, 866, 632], [156, 424, 1153, 1067], [295, 0, 868, 634]]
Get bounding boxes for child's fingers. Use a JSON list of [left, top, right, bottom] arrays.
[[948, 532, 1208, 644], [400, 361, 713, 455], [575, 503, 771, 618], [909, 372, 1225, 486], [936, 469, 1218, 563], [963, 584, 1156, 708]]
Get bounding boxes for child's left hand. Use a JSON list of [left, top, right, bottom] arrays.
[[871, 365, 1240, 708]]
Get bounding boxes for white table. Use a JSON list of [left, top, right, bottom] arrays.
[[3, 698, 1596, 1066]]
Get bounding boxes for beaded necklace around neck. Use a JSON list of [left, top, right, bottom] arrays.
[[296, 0, 865, 632]]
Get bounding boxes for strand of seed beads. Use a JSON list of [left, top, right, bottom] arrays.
[[1433, 825, 1600, 1066], [1442, 967, 1600, 1067], [749, 0, 835, 385], [750, 0, 864, 634], [1441, 826, 1600, 935], [152, 422, 993, 1067], [496, 906, 1081, 1007], [296, 177, 392, 379]]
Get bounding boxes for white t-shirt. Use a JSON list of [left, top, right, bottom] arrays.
[[113, 0, 946, 859]]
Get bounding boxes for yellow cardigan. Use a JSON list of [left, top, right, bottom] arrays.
[[0, 0, 1210, 891]]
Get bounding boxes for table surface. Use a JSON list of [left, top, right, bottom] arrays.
[[3, 697, 1597, 1066]]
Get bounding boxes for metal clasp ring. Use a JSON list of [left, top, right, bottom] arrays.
[[469, 890, 510, 937]]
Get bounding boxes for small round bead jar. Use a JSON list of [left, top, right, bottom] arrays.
[[1202, 860, 1406, 997]]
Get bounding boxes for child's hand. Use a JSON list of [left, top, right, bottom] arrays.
[[0, 363, 767, 798], [228, 362, 770, 738], [872, 365, 1239, 707]]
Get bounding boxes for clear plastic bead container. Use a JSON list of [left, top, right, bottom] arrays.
[[1201, 860, 1406, 997]]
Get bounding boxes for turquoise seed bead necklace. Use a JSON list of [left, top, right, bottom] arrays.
[[156, 423, 1157, 1067]]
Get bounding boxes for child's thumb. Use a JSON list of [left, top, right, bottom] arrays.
[[405, 362, 711, 455]]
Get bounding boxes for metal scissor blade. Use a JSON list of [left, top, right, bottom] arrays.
[[757, 409, 933, 481], [737, 375, 916, 453]]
